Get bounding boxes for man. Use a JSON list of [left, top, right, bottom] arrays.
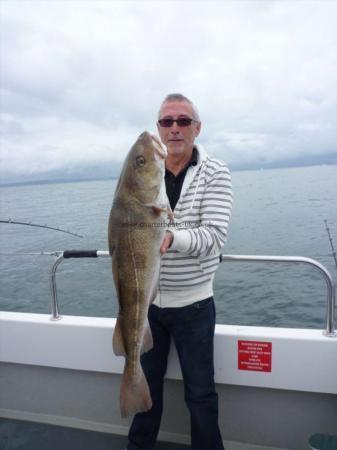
[[126, 93, 232, 450]]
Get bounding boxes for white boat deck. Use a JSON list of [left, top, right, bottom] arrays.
[[1, 312, 336, 450]]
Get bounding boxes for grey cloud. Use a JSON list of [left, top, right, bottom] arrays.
[[1, 1, 337, 183]]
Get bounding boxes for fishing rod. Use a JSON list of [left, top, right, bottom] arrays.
[[324, 219, 337, 270], [0, 251, 63, 257], [0, 219, 83, 238]]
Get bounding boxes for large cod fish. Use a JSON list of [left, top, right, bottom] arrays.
[[108, 131, 169, 418]]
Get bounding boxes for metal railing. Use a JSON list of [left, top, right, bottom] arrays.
[[220, 254, 336, 337], [49, 250, 336, 337]]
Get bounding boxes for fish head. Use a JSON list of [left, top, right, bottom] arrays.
[[121, 131, 167, 203]]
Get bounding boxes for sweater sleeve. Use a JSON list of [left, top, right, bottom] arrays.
[[170, 164, 232, 256]]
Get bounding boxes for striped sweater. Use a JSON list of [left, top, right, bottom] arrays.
[[154, 144, 233, 308]]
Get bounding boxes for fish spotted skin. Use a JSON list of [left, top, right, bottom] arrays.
[[108, 131, 168, 418]]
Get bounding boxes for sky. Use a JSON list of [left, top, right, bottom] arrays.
[[1, 0, 337, 183]]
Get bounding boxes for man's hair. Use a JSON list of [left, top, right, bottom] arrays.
[[158, 93, 200, 121]]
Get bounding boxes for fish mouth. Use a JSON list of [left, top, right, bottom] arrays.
[[151, 134, 167, 159], [137, 131, 167, 159]]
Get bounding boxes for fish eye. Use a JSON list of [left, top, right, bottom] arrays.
[[136, 156, 146, 167]]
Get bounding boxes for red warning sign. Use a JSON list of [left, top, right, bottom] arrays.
[[238, 340, 272, 372]]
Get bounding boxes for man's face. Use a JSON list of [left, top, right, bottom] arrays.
[[157, 101, 201, 157]]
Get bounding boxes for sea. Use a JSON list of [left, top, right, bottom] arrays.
[[1, 164, 336, 330]]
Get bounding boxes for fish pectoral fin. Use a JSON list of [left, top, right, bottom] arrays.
[[113, 317, 126, 356], [141, 321, 153, 354], [152, 206, 166, 216], [142, 202, 167, 216]]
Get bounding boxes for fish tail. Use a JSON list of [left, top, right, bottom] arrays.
[[120, 365, 152, 418]]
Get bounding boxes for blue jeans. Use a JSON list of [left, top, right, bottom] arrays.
[[127, 297, 224, 450]]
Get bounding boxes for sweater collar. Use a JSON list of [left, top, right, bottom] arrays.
[[194, 143, 209, 166]]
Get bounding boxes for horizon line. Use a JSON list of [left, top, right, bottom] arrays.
[[1, 161, 336, 188]]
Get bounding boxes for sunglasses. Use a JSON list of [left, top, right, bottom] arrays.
[[158, 117, 198, 128]]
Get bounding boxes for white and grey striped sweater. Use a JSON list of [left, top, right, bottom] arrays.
[[154, 144, 233, 308]]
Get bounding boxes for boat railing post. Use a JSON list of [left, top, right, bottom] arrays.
[[49, 250, 110, 321], [220, 254, 336, 338], [49, 253, 64, 321]]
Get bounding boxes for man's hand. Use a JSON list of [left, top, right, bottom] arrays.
[[160, 231, 174, 255]]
